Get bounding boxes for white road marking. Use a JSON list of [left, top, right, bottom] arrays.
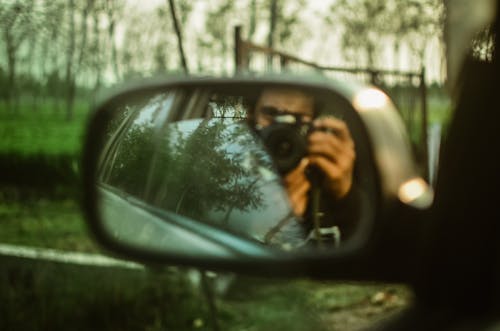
[[0, 243, 143, 270]]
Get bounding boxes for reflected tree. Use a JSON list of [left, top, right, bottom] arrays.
[[103, 100, 269, 230], [107, 124, 157, 198], [156, 119, 264, 225]]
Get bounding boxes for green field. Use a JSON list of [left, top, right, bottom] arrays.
[[0, 94, 451, 157], [0, 198, 99, 252], [0, 100, 90, 156]]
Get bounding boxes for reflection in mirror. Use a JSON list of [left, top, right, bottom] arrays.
[[95, 85, 376, 255]]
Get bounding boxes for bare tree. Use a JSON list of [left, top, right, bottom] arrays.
[[76, 0, 95, 71], [0, 0, 35, 110], [105, 0, 123, 82], [91, 1, 103, 96], [42, 0, 65, 111], [267, 0, 278, 49], [168, 0, 188, 73], [65, 0, 76, 121]]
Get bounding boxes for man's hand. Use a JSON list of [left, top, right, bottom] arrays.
[[283, 158, 310, 218], [307, 117, 355, 199], [283, 117, 355, 218]]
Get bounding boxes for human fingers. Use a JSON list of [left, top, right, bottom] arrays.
[[282, 158, 310, 217], [287, 176, 310, 217], [308, 131, 355, 164], [309, 155, 353, 199], [283, 158, 309, 188]]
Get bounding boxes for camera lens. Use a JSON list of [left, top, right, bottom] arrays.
[[274, 140, 293, 158], [259, 123, 308, 174]]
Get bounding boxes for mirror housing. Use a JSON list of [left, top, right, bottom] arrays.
[[82, 75, 432, 280]]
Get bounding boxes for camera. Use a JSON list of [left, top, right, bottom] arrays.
[[257, 114, 313, 174]]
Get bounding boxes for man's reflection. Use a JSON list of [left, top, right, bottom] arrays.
[[251, 88, 359, 247]]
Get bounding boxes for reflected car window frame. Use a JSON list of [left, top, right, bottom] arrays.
[[100, 91, 178, 199]]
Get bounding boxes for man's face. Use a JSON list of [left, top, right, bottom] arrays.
[[254, 89, 314, 127]]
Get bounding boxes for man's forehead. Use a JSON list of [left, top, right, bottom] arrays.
[[258, 89, 314, 112]]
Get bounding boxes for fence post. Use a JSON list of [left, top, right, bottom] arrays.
[[369, 70, 379, 86], [234, 25, 244, 74], [419, 66, 429, 181], [280, 56, 289, 71]]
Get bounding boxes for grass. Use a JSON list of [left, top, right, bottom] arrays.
[[0, 258, 209, 331], [0, 197, 412, 331], [0, 198, 99, 252], [398, 98, 452, 139], [216, 277, 411, 331], [0, 94, 451, 157], [0, 100, 90, 156], [0, 253, 411, 331]]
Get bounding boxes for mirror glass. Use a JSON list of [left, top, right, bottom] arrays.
[[95, 84, 377, 256]]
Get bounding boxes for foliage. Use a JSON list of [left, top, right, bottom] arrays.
[[472, 27, 496, 62], [328, 0, 444, 68], [0, 0, 448, 117], [105, 114, 264, 227], [196, 0, 235, 73], [270, 0, 309, 49]]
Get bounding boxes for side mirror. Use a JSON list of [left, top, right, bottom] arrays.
[[82, 76, 432, 276]]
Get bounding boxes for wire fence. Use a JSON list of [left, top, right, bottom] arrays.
[[234, 25, 429, 179]]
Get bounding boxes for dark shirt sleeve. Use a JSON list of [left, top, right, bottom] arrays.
[[322, 184, 363, 240], [303, 182, 363, 242]]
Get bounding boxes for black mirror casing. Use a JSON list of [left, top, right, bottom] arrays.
[[82, 75, 432, 281]]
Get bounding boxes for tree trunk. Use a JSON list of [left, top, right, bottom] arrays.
[[267, 0, 278, 68], [110, 22, 120, 81], [365, 39, 377, 73], [106, 1, 120, 82], [77, 0, 93, 71], [65, 0, 76, 121], [248, 0, 257, 40], [168, 0, 189, 74], [47, 1, 64, 113], [93, 7, 102, 98], [393, 40, 401, 71], [27, 34, 38, 112], [5, 31, 18, 112]]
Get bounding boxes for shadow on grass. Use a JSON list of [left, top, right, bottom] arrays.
[[0, 257, 208, 331], [0, 198, 98, 253]]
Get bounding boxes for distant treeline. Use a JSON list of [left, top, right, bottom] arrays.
[[0, 0, 447, 121], [0, 68, 94, 109]]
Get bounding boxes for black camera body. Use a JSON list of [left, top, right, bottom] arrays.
[[257, 115, 313, 174]]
